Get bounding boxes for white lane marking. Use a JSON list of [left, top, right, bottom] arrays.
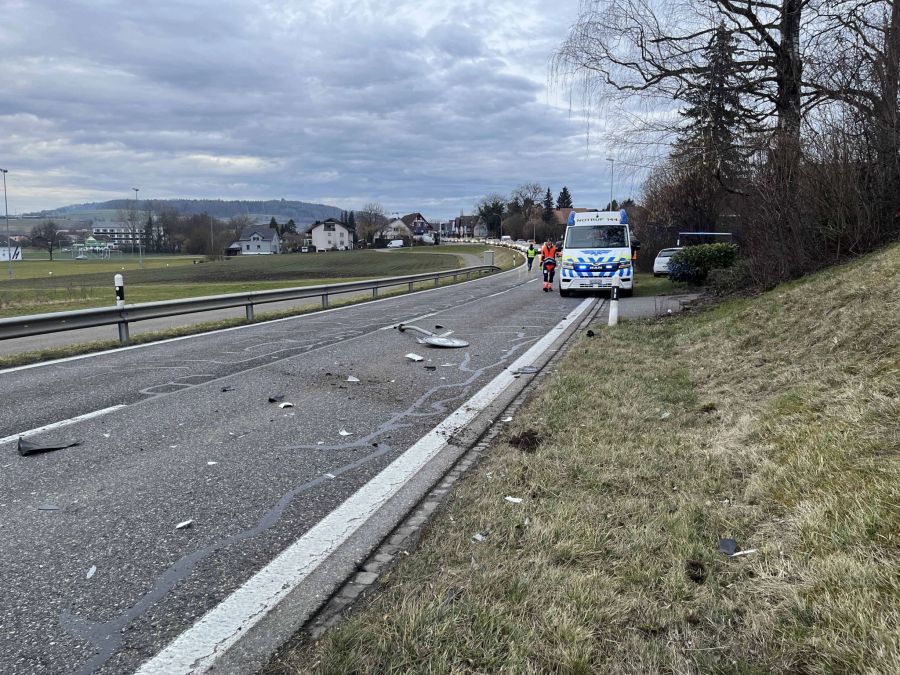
[[0, 264, 522, 376], [526, 278, 540, 284], [484, 287, 515, 298], [0, 405, 128, 446], [135, 297, 593, 675]]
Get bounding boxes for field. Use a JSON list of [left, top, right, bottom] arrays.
[[0, 246, 504, 318], [275, 243, 900, 673]]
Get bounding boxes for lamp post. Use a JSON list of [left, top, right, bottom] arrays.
[[133, 187, 143, 268], [1, 168, 10, 280], [606, 157, 615, 210]]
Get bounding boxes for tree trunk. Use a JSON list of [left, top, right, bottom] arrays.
[[776, 0, 804, 153]]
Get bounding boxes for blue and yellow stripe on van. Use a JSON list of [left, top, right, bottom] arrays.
[[560, 254, 632, 279]]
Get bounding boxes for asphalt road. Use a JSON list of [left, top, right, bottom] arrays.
[[0, 263, 611, 674]]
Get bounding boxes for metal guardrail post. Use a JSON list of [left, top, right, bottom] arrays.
[[408, 281, 413, 292], [118, 319, 129, 345], [372, 287, 378, 298], [434, 275, 439, 287], [322, 292, 329, 308], [246, 303, 254, 321]]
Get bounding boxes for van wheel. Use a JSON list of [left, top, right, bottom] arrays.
[[621, 288, 633, 298], [559, 288, 571, 297]]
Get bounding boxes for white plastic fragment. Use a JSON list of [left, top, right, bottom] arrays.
[[316, 441, 325, 445], [338, 429, 353, 436], [502, 416, 513, 422], [405, 353, 424, 362], [207, 461, 218, 466], [730, 549, 758, 558], [175, 519, 194, 530], [471, 532, 487, 542], [325, 473, 336, 479], [86, 565, 97, 579], [504, 496, 523, 504], [279, 402, 294, 409], [346, 376, 360, 383]]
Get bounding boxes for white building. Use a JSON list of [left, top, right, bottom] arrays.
[[229, 227, 281, 255], [310, 219, 354, 250]]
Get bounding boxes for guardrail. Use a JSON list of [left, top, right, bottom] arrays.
[[0, 265, 499, 345]]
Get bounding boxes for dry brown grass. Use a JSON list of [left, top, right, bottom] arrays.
[[273, 244, 900, 674]]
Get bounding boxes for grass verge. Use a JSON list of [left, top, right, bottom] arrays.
[[272, 243, 900, 673]]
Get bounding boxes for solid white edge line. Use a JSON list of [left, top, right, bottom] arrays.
[[0, 262, 525, 376], [0, 404, 129, 446], [134, 297, 592, 675]]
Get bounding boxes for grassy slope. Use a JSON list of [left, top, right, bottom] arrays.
[[0, 247, 497, 317], [280, 244, 900, 674]]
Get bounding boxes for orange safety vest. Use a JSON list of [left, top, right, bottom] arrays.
[[541, 243, 557, 259]]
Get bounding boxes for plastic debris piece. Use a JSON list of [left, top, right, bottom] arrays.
[[221, 386, 234, 392], [86, 565, 97, 579], [316, 441, 325, 445], [504, 496, 523, 504], [730, 548, 758, 558], [175, 520, 194, 530], [18, 438, 82, 456], [278, 402, 294, 409], [502, 416, 513, 422], [424, 365, 437, 371], [406, 353, 424, 362], [207, 461, 218, 466], [512, 366, 539, 375], [471, 532, 488, 543], [434, 324, 445, 329], [440, 363, 455, 367], [102, 433, 110, 438], [660, 411, 671, 420], [38, 503, 60, 511], [339, 429, 353, 436], [586, 330, 595, 337], [346, 376, 360, 383], [325, 473, 336, 479], [268, 395, 285, 403], [718, 538, 738, 555]]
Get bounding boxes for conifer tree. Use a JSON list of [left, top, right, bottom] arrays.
[[556, 186, 573, 209]]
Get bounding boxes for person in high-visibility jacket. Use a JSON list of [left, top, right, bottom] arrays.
[[540, 240, 558, 292], [526, 243, 537, 271]]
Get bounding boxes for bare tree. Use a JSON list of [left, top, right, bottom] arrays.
[[356, 202, 386, 242], [31, 220, 63, 261]]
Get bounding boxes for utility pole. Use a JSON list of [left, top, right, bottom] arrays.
[[133, 188, 143, 268], [606, 157, 615, 210], [1, 168, 10, 279]]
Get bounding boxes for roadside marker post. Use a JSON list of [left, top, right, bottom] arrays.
[[608, 276, 620, 327], [114, 273, 129, 344]]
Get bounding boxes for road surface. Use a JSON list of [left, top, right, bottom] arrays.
[[0, 264, 686, 674]]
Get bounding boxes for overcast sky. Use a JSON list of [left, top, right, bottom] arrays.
[[0, 0, 641, 218]]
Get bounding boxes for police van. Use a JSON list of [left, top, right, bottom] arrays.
[[558, 210, 640, 297]]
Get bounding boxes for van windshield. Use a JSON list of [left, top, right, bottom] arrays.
[[565, 225, 628, 249]]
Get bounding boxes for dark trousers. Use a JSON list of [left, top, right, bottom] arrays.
[[543, 264, 556, 283]]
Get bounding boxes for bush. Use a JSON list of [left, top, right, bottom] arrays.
[[668, 243, 739, 284], [707, 257, 752, 295]]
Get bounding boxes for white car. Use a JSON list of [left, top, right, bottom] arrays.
[[653, 247, 682, 276], [386, 239, 405, 249]]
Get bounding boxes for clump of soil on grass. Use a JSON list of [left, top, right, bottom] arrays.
[[685, 559, 707, 584], [508, 429, 542, 452]]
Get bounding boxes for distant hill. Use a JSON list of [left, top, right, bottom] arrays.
[[30, 199, 345, 225]]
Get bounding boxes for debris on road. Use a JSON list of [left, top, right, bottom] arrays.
[[512, 365, 539, 375], [339, 429, 353, 436], [398, 323, 469, 348], [18, 437, 82, 457], [501, 416, 513, 422], [586, 330, 595, 337], [718, 538, 738, 555], [37, 504, 60, 511], [268, 395, 285, 403], [86, 565, 97, 579], [278, 402, 294, 409], [406, 353, 424, 362], [504, 496, 523, 504], [207, 461, 218, 465], [346, 376, 360, 383], [175, 520, 194, 530], [471, 532, 488, 543], [424, 365, 437, 371], [221, 386, 234, 392]]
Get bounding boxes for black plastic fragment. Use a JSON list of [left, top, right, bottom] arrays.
[[718, 538, 738, 555], [424, 365, 437, 371], [18, 437, 82, 457], [221, 386, 234, 392], [586, 330, 595, 337], [268, 395, 285, 403]]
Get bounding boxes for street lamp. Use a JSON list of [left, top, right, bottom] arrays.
[[1, 169, 10, 280], [133, 187, 143, 268], [606, 157, 615, 210]]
